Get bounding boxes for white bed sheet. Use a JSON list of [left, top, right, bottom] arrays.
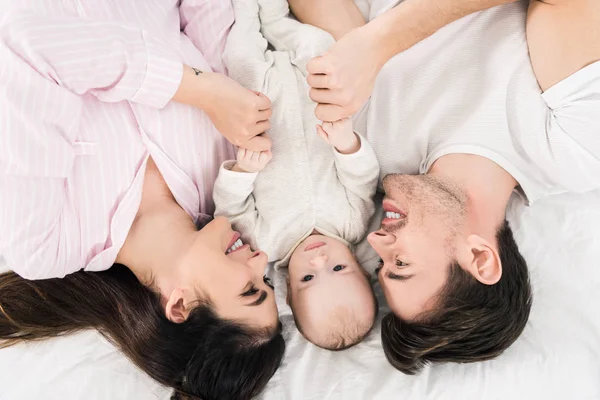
[[1, 188, 600, 400]]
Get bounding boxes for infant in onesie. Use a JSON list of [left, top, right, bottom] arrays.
[[213, 0, 379, 350]]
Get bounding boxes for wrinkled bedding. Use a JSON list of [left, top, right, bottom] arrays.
[[1, 189, 600, 399], [1, 0, 600, 397]]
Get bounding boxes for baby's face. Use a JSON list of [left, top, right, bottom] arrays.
[[288, 235, 375, 345]]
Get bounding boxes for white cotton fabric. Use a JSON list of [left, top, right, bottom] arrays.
[[213, 0, 380, 269]]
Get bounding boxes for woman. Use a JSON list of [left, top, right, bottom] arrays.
[[0, 1, 284, 399]]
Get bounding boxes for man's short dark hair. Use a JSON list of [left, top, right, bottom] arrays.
[[380, 220, 533, 374]]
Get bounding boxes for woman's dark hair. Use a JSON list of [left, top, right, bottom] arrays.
[[381, 220, 533, 374], [0, 264, 285, 400]]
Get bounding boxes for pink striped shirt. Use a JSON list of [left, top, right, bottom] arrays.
[[0, 1, 236, 279]]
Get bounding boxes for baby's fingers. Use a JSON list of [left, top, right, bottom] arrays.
[[258, 150, 272, 165], [250, 151, 261, 163], [316, 124, 330, 143]]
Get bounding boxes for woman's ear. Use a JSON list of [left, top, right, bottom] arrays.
[[462, 234, 502, 285], [165, 288, 191, 323]]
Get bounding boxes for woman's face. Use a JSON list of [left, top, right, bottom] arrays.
[[179, 217, 278, 330]]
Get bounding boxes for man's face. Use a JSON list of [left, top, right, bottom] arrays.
[[368, 174, 468, 320]]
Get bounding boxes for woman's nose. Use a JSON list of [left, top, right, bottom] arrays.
[[248, 253, 267, 275]]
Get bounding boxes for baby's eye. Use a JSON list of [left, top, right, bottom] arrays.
[[333, 265, 345, 272], [301, 275, 314, 282]]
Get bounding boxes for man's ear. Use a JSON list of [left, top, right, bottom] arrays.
[[461, 234, 502, 285], [165, 288, 191, 323]]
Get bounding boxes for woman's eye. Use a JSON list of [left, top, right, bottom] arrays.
[[395, 259, 408, 267], [242, 287, 259, 297], [301, 275, 314, 282], [333, 265, 345, 272]]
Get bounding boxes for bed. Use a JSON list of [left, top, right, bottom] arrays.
[[2, 0, 600, 397], [1, 187, 600, 399]]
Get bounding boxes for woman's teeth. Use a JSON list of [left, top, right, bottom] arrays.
[[226, 238, 244, 254], [385, 211, 403, 219]]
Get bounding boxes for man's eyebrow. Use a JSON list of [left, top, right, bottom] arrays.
[[248, 290, 267, 306]]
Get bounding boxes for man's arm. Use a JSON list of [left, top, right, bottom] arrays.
[[527, 0, 600, 91], [295, 0, 518, 121], [288, 0, 366, 40]]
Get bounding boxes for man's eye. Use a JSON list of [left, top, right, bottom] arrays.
[[242, 287, 259, 297], [263, 276, 274, 289], [333, 265, 345, 272], [301, 275, 314, 282]]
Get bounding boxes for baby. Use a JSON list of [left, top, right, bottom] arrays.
[[213, 0, 378, 350]]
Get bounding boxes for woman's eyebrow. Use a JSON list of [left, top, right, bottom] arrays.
[[248, 290, 267, 307]]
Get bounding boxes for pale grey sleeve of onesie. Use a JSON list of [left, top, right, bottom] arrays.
[[213, 161, 264, 250], [257, 0, 334, 73], [222, 0, 272, 92], [331, 134, 381, 244]]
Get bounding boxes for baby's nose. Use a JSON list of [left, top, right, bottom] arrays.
[[310, 253, 329, 267]]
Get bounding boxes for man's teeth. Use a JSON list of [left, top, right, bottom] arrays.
[[385, 211, 402, 219], [226, 239, 244, 254]]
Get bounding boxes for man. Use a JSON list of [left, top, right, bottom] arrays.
[[291, 0, 600, 373]]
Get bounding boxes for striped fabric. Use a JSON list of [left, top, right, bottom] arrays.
[[0, 1, 236, 279]]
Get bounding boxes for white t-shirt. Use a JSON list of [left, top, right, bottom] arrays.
[[354, 0, 600, 204]]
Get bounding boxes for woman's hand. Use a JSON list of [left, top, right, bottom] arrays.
[[307, 26, 387, 122], [198, 72, 273, 151], [174, 66, 273, 151]]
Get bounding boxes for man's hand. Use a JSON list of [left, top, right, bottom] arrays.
[[307, 26, 385, 122], [232, 148, 273, 173], [316, 118, 360, 154], [303, 0, 519, 123]]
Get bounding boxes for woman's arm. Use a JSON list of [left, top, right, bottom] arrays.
[[179, 0, 234, 75], [0, 11, 182, 109], [295, 0, 518, 121], [1, 11, 272, 151], [0, 32, 84, 278]]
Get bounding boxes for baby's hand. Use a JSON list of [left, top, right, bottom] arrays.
[[316, 118, 360, 154], [232, 148, 272, 173]]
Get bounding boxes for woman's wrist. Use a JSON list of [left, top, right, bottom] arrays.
[[172, 64, 214, 111]]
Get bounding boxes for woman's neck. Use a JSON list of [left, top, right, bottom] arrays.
[[116, 158, 196, 289]]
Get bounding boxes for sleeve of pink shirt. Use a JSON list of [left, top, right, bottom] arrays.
[[0, 11, 182, 280], [0, 11, 183, 109], [179, 0, 234, 74]]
